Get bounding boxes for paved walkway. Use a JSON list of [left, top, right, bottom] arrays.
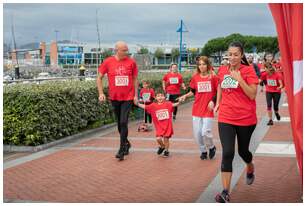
[[3, 91, 302, 203]]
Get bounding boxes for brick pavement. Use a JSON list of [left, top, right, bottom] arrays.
[[3, 91, 302, 203]]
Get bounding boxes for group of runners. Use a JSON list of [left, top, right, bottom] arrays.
[[96, 40, 284, 203]]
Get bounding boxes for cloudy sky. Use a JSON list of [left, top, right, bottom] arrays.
[[3, 3, 277, 47]]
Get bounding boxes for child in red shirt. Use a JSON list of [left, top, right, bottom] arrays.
[[139, 80, 155, 128], [135, 90, 181, 157]]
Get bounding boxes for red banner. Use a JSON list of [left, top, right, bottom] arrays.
[[269, 3, 303, 181]]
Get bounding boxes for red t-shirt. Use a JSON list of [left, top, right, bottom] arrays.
[[98, 56, 138, 101], [140, 88, 155, 104], [217, 64, 259, 126], [145, 101, 174, 137], [163, 72, 183, 95], [189, 73, 218, 118], [260, 72, 282, 93]]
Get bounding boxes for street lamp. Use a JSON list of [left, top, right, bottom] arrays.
[[54, 30, 59, 42]]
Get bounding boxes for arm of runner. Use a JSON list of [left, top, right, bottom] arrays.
[[134, 99, 145, 109], [214, 84, 222, 113], [181, 82, 187, 90], [162, 80, 166, 93], [96, 73, 106, 102], [177, 91, 193, 102], [277, 79, 284, 90], [133, 76, 138, 103]]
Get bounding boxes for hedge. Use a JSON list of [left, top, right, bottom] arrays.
[[4, 71, 193, 146]]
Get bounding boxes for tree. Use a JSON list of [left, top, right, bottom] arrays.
[[201, 33, 279, 56], [102, 49, 113, 59], [154, 48, 164, 59], [138, 47, 149, 54], [171, 48, 180, 62]]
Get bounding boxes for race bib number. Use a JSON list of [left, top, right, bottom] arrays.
[[156, 109, 169, 121], [221, 75, 239, 89], [169, 77, 179, 84], [267, 79, 277, 86], [115, 76, 129, 86], [197, 81, 212, 93], [142, 93, 151, 102]]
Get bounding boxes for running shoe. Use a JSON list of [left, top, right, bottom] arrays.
[[124, 141, 131, 155], [200, 152, 207, 160], [115, 148, 124, 161], [215, 190, 230, 203], [209, 146, 217, 159], [163, 150, 169, 157], [157, 147, 165, 155], [267, 119, 273, 125], [246, 164, 255, 185]]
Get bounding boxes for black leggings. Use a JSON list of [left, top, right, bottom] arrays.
[[218, 122, 256, 172], [168, 94, 179, 116], [266, 92, 281, 111], [111, 100, 133, 148]]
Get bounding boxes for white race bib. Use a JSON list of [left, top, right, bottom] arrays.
[[156, 109, 169, 121], [142, 93, 151, 102], [115, 76, 129, 86], [197, 81, 212, 93], [267, 79, 277, 86], [169, 77, 179, 84], [221, 75, 239, 89]]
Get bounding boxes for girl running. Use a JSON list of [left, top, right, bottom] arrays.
[[178, 56, 217, 160]]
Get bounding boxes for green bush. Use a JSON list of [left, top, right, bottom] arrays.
[[4, 72, 192, 146]]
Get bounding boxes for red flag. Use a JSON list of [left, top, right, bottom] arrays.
[[269, 3, 303, 181]]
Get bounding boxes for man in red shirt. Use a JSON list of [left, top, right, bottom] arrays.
[[97, 41, 138, 161], [162, 63, 186, 120]]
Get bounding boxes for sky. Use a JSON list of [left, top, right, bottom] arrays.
[[3, 3, 277, 48]]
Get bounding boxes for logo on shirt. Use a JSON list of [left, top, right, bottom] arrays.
[[156, 109, 169, 121], [197, 81, 212, 93], [169, 77, 179, 84], [115, 76, 129, 86], [142, 93, 151, 102], [116, 65, 126, 75], [221, 75, 239, 89], [267, 79, 277, 86]]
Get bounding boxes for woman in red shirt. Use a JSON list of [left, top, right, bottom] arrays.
[[162, 63, 186, 120], [178, 56, 217, 160], [260, 62, 283, 125], [214, 42, 259, 203]]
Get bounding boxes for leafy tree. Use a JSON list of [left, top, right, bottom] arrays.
[[154, 48, 164, 59], [138, 47, 149, 54]]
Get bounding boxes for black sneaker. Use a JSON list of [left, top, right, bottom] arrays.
[[246, 164, 255, 185], [115, 148, 124, 161], [275, 112, 281, 121], [267, 119, 273, 125], [163, 150, 169, 157], [124, 141, 131, 155], [215, 190, 230, 203], [157, 147, 165, 155], [209, 146, 217, 159], [200, 152, 207, 160]]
